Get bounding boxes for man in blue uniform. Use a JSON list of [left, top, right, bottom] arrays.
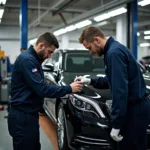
[[75, 26, 150, 150], [8, 32, 83, 150]]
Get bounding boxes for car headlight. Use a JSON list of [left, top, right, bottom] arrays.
[[69, 94, 105, 119]]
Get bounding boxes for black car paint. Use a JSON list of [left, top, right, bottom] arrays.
[[43, 49, 150, 150]]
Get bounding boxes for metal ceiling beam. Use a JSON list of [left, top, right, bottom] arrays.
[[29, 0, 66, 28], [138, 20, 150, 27], [138, 8, 150, 13], [5, 4, 86, 13], [58, 13, 68, 25], [138, 13, 150, 17], [50, 0, 132, 32], [52, 0, 79, 16]]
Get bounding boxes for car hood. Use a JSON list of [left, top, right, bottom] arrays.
[[61, 72, 111, 103], [77, 85, 105, 102], [62, 72, 105, 84]]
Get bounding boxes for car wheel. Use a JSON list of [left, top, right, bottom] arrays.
[[57, 102, 69, 150]]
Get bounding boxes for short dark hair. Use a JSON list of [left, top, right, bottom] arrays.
[[79, 26, 105, 43], [36, 32, 59, 48]]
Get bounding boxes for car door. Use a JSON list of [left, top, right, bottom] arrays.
[[44, 52, 60, 121]]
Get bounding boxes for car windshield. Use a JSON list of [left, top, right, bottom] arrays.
[[64, 53, 105, 72]]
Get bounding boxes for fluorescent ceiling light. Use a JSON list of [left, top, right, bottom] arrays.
[[140, 43, 150, 47], [76, 48, 87, 50], [137, 32, 140, 36], [138, 0, 150, 6], [0, 0, 6, 5], [144, 31, 150, 35], [29, 38, 37, 45], [65, 25, 76, 32], [75, 20, 92, 28], [144, 36, 150, 39], [94, 13, 110, 22], [0, 9, 4, 19], [53, 20, 92, 36], [96, 21, 108, 26], [94, 7, 127, 22], [53, 28, 67, 36], [67, 48, 87, 50], [108, 7, 127, 17]]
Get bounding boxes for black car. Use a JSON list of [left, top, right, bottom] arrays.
[[42, 49, 150, 150], [139, 56, 150, 67]]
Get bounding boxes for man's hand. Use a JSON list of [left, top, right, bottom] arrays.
[[110, 128, 123, 142], [74, 76, 91, 85], [70, 82, 83, 93]]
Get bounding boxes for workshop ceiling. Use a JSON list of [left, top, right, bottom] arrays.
[[1, 0, 150, 42]]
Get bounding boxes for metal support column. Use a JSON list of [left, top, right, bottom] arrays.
[[127, 0, 138, 59], [20, 0, 28, 49]]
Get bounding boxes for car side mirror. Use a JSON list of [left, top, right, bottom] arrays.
[[54, 69, 62, 82], [145, 64, 150, 72], [43, 63, 54, 72]]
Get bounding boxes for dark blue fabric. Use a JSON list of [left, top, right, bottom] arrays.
[[9, 45, 72, 113], [6, 57, 12, 74], [91, 37, 147, 129], [117, 98, 150, 150], [91, 76, 109, 89], [8, 108, 41, 150]]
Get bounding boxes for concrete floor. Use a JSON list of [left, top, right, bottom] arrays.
[[0, 108, 55, 150]]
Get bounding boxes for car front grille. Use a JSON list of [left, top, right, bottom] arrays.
[[73, 135, 111, 146]]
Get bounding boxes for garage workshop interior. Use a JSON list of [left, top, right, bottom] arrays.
[[0, 0, 150, 150]]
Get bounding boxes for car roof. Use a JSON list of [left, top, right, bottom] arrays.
[[55, 49, 89, 54]]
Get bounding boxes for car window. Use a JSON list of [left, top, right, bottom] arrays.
[[65, 53, 105, 72], [51, 52, 59, 63]]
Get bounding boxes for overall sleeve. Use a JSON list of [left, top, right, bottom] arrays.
[[90, 76, 109, 89], [107, 50, 128, 129], [20, 58, 72, 98]]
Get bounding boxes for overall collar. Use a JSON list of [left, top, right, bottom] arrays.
[[103, 36, 115, 56], [29, 45, 43, 64]]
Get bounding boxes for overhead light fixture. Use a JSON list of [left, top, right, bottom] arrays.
[[140, 43, 150, 47], [67, 48, 87, 50], [75, 20, 92, 28], [144, 31, 150, 35], [94, 13, 110, 22], [94, 7, 127, 22], [138, 0, 150, 6], [137, 32, 140, 36], [96, 21, 108, 27], [0, 0, 7, 5], [108, 7, 127, 17], [65, 25, 76, 32], [54, 25, 76, 36], [29, 38, 37, 45], [76, 48, 87, 50], [53, 28, 67, 36], [53, 20, 92, 36], [144, 36, 150, 39], [0, 9, 4, 19]]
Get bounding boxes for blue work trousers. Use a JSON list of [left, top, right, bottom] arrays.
[[117, 97, 150, 150], [7, 107, 41, 150]]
